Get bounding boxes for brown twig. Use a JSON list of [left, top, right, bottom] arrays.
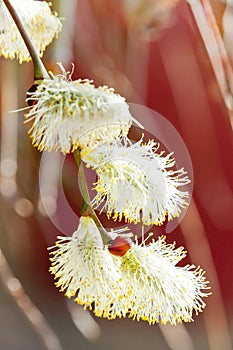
[[2, 0, 49, 80]]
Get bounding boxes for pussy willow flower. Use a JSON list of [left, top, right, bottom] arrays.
[[48, 216, 128, 319], [0, 0, 62, 63], [117, 236, 210, 325], [81, 137, 190, 226], [25, 66, 137, 153]]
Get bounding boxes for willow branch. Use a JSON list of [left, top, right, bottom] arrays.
[[3, 0, 108, 241]]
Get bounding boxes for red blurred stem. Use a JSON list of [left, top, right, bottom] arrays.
[[189, 0, 233, 115], [200, 0, 233, 94]]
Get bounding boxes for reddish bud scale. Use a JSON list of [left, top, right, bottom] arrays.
[[108, 237, 132, 257]]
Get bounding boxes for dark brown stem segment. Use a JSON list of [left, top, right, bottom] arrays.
[[73, 148, 110, 244], [2, 0, 49, 80]]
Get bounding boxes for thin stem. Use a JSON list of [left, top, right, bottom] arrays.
[[73, 149, 110, 244], [73, 148, 91, 215], [2, 0, 49, 80]]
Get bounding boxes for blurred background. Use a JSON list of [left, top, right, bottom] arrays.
[[0, 0, 233, 349]]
